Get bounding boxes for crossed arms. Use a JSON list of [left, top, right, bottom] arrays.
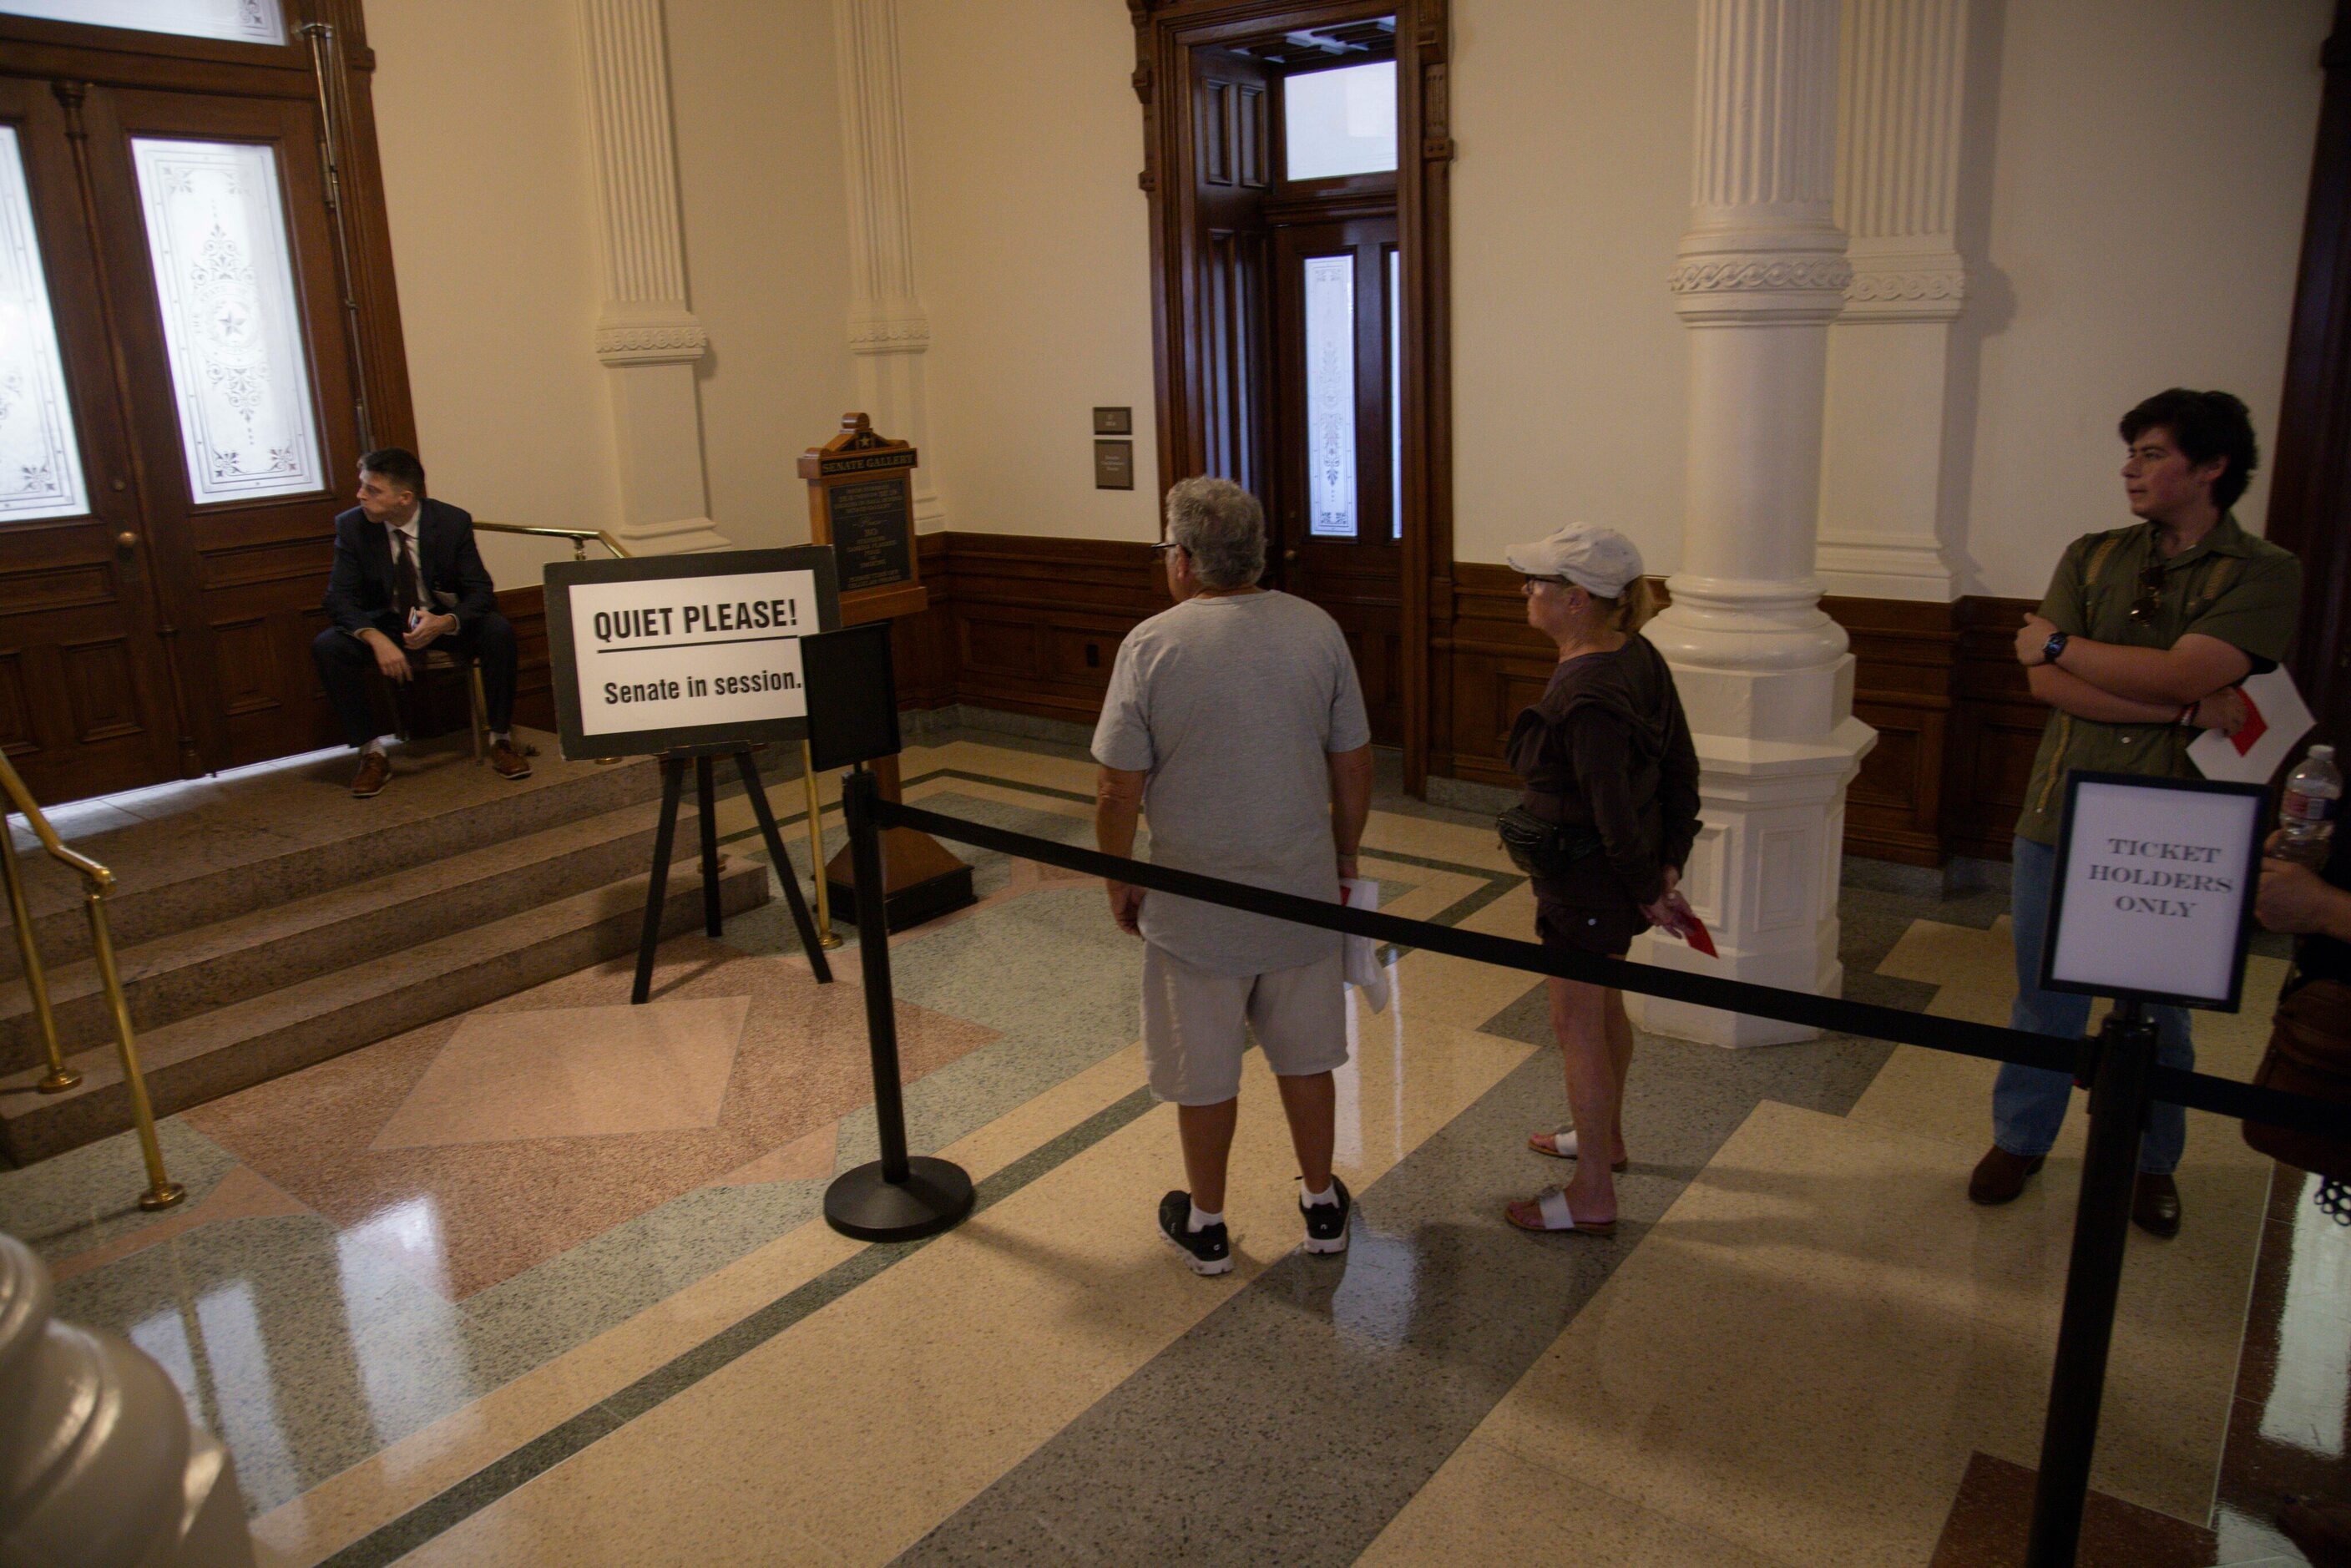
[[2014, 614, 2252, 731]]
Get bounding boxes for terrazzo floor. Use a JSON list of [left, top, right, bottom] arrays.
[[1, 733, 2342, 1567]]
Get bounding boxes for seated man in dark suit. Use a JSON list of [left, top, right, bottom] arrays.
[[311, 447, 529, 796]]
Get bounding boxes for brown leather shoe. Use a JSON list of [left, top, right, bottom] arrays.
[[489, 736, 533, 781], [1968, 1146, 2045, 1205], [2131, 1172, 2182, 1237], [350, 749, 391, 798]]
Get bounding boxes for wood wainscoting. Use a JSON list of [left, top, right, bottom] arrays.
[[496, 534, 2049, 867]]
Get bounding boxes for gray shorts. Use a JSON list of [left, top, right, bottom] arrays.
[[1140, 944, 1349, 1105]]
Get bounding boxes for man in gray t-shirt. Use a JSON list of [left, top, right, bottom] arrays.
[[1093, 477, 1373, 1277]]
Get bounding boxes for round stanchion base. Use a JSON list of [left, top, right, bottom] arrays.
[[35, 1069, 81, 1095], [823, 1156, 973, 1242], [138, 1182, 186, 1212]]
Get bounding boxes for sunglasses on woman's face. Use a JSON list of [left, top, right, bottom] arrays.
[[2128, 559, 2165, 623]]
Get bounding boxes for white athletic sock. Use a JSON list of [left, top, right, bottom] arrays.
[[490, 731, 511, 745], [1186, 1204, 1223, 1232], [361, 736, 392, 756], [1302, 1181, 1337, 1207]]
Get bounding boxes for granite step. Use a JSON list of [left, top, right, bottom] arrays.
[[0, 856, 771, 1165], [0, 729, 670, 980], [0, 794, 733, 1078]]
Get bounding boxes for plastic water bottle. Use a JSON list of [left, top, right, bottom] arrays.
[[2278, 744, 2342, 867]]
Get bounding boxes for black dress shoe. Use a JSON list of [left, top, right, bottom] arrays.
[[2131, 1172, 2182, 1237], [1969, 1146, 2045, 1205]]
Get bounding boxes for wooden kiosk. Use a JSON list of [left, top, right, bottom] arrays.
[[800, 414, 973, 930]]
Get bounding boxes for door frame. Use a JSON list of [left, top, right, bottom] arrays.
[[1130, 0, 1454, 792], [0, 0, 418, 787]]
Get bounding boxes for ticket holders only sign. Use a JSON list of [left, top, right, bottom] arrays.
[[543, 547, 842, 759], [2041, 771, 2269, 1012]]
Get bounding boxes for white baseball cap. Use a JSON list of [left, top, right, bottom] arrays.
[[1504, 524, 1646, 599]]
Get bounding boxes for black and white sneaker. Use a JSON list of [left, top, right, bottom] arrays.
[[1158, 1191, 1233, 1276], [1301, 1175, 1352, 1254]]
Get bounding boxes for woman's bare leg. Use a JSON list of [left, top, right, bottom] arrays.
[[1510, 976, 1619, 1226], [1603, 986, 1633, 1164]]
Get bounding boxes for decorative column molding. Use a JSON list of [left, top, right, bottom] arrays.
[[833, 0, 943, 530], [1817, 0, 1971, 597], [578, 0, 726, 552], [1636, 0, 1876, 1047]]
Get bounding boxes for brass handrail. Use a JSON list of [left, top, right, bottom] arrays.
[[473, 521, 633, 560], [0, 752, 182, 1211]]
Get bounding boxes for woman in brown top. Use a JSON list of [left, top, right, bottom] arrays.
[[1498, 524, 1701, 1237]]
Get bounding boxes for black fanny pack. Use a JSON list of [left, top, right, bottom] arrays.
[[1496, 807, 1604, 879]]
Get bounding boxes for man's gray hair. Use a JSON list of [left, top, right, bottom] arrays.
[[1165, 477, 1266, 591]]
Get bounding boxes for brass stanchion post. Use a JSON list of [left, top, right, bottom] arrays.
[[801, 742, 842, 949], [83, 892, 182, 1211], [0, 832, 77, 1093]]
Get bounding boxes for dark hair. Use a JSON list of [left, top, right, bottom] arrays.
[[359, 447, 427, 498], [2118, 389, 2258, 513]]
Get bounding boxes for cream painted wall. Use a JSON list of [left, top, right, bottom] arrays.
[[1958, 0, 2328, 599], [368, 0, 616, 587], [668, 0, 853, 548], [1449, 0, 1697, 574], [897, 0, 1162, 542], [371, 0, 856, 584]]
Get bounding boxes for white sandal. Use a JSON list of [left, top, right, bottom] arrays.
[[1507, 1186, 1618, 1237], [1527, 1128, 1630, 1172]]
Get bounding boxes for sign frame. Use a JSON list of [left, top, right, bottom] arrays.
[[544, 546, 841, 761], [2040, 769, 2270, 1013]]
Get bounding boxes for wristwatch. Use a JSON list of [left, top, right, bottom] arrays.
[[2041, 630, 2070, 666]]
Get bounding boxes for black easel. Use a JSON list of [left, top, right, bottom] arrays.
[[2025, 997, 2160, 1566], [631, 745, 833, 1003]]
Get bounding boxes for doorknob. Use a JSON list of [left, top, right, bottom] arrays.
[[1284, 549, 1299, 562], [115, 531, 139, 553]]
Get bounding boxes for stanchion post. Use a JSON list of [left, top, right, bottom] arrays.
[[2025, 999, 2159, 1567], [822, 767, 973, 1242], [800, 741, 841, 949]]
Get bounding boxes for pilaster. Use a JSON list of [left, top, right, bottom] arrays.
[[1637, 0, 1874, 1046], [1816, 0, 1970, 599], [834, 0, 943, 530], [579, 0, 726, 553]]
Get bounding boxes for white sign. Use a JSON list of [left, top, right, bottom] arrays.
[[2045, 774, 2267, 1010], [2189, 666, 2317, 785], [569, 568, 817, 736]]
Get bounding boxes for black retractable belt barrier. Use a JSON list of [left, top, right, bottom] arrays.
[[821, 769, 973, 1242], [832, 792, 2347, 1564], [2026, 999, 2159, 1568]]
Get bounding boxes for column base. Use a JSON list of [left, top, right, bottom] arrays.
[[1625, 714, 1874, 1047], [609, 516, 732, 555]]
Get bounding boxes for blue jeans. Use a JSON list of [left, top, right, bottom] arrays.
[[1991, 836, 2193, 1175]]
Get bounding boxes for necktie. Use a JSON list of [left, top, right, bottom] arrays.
[[394, 529, 422, 616]]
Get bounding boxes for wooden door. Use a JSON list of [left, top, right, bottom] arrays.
[[1185, 46, 1273, 496], [1272, 215, 1401, 743], [0, 78, 185, 801], [81, 85, 356, 771]]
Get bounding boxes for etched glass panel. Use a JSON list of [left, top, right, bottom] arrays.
[[132, 138, 323, 505], [1304, 255, 1356, 539], [1388, 246, 1401, 541], [0, 128, 89, 524], [1284, 62, 1397, 180], [0, 0, 286, 46]]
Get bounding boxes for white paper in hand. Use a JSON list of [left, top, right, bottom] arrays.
[[1340, 877, 1390, 1014], [2189, 667, 2314, 785]]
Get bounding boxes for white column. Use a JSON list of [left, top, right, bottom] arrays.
[[1635, 0, 1876, 1047], [1816, 0, 1969, 599], [833, 0, 943, 530], [579, 0, 727, 553]]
